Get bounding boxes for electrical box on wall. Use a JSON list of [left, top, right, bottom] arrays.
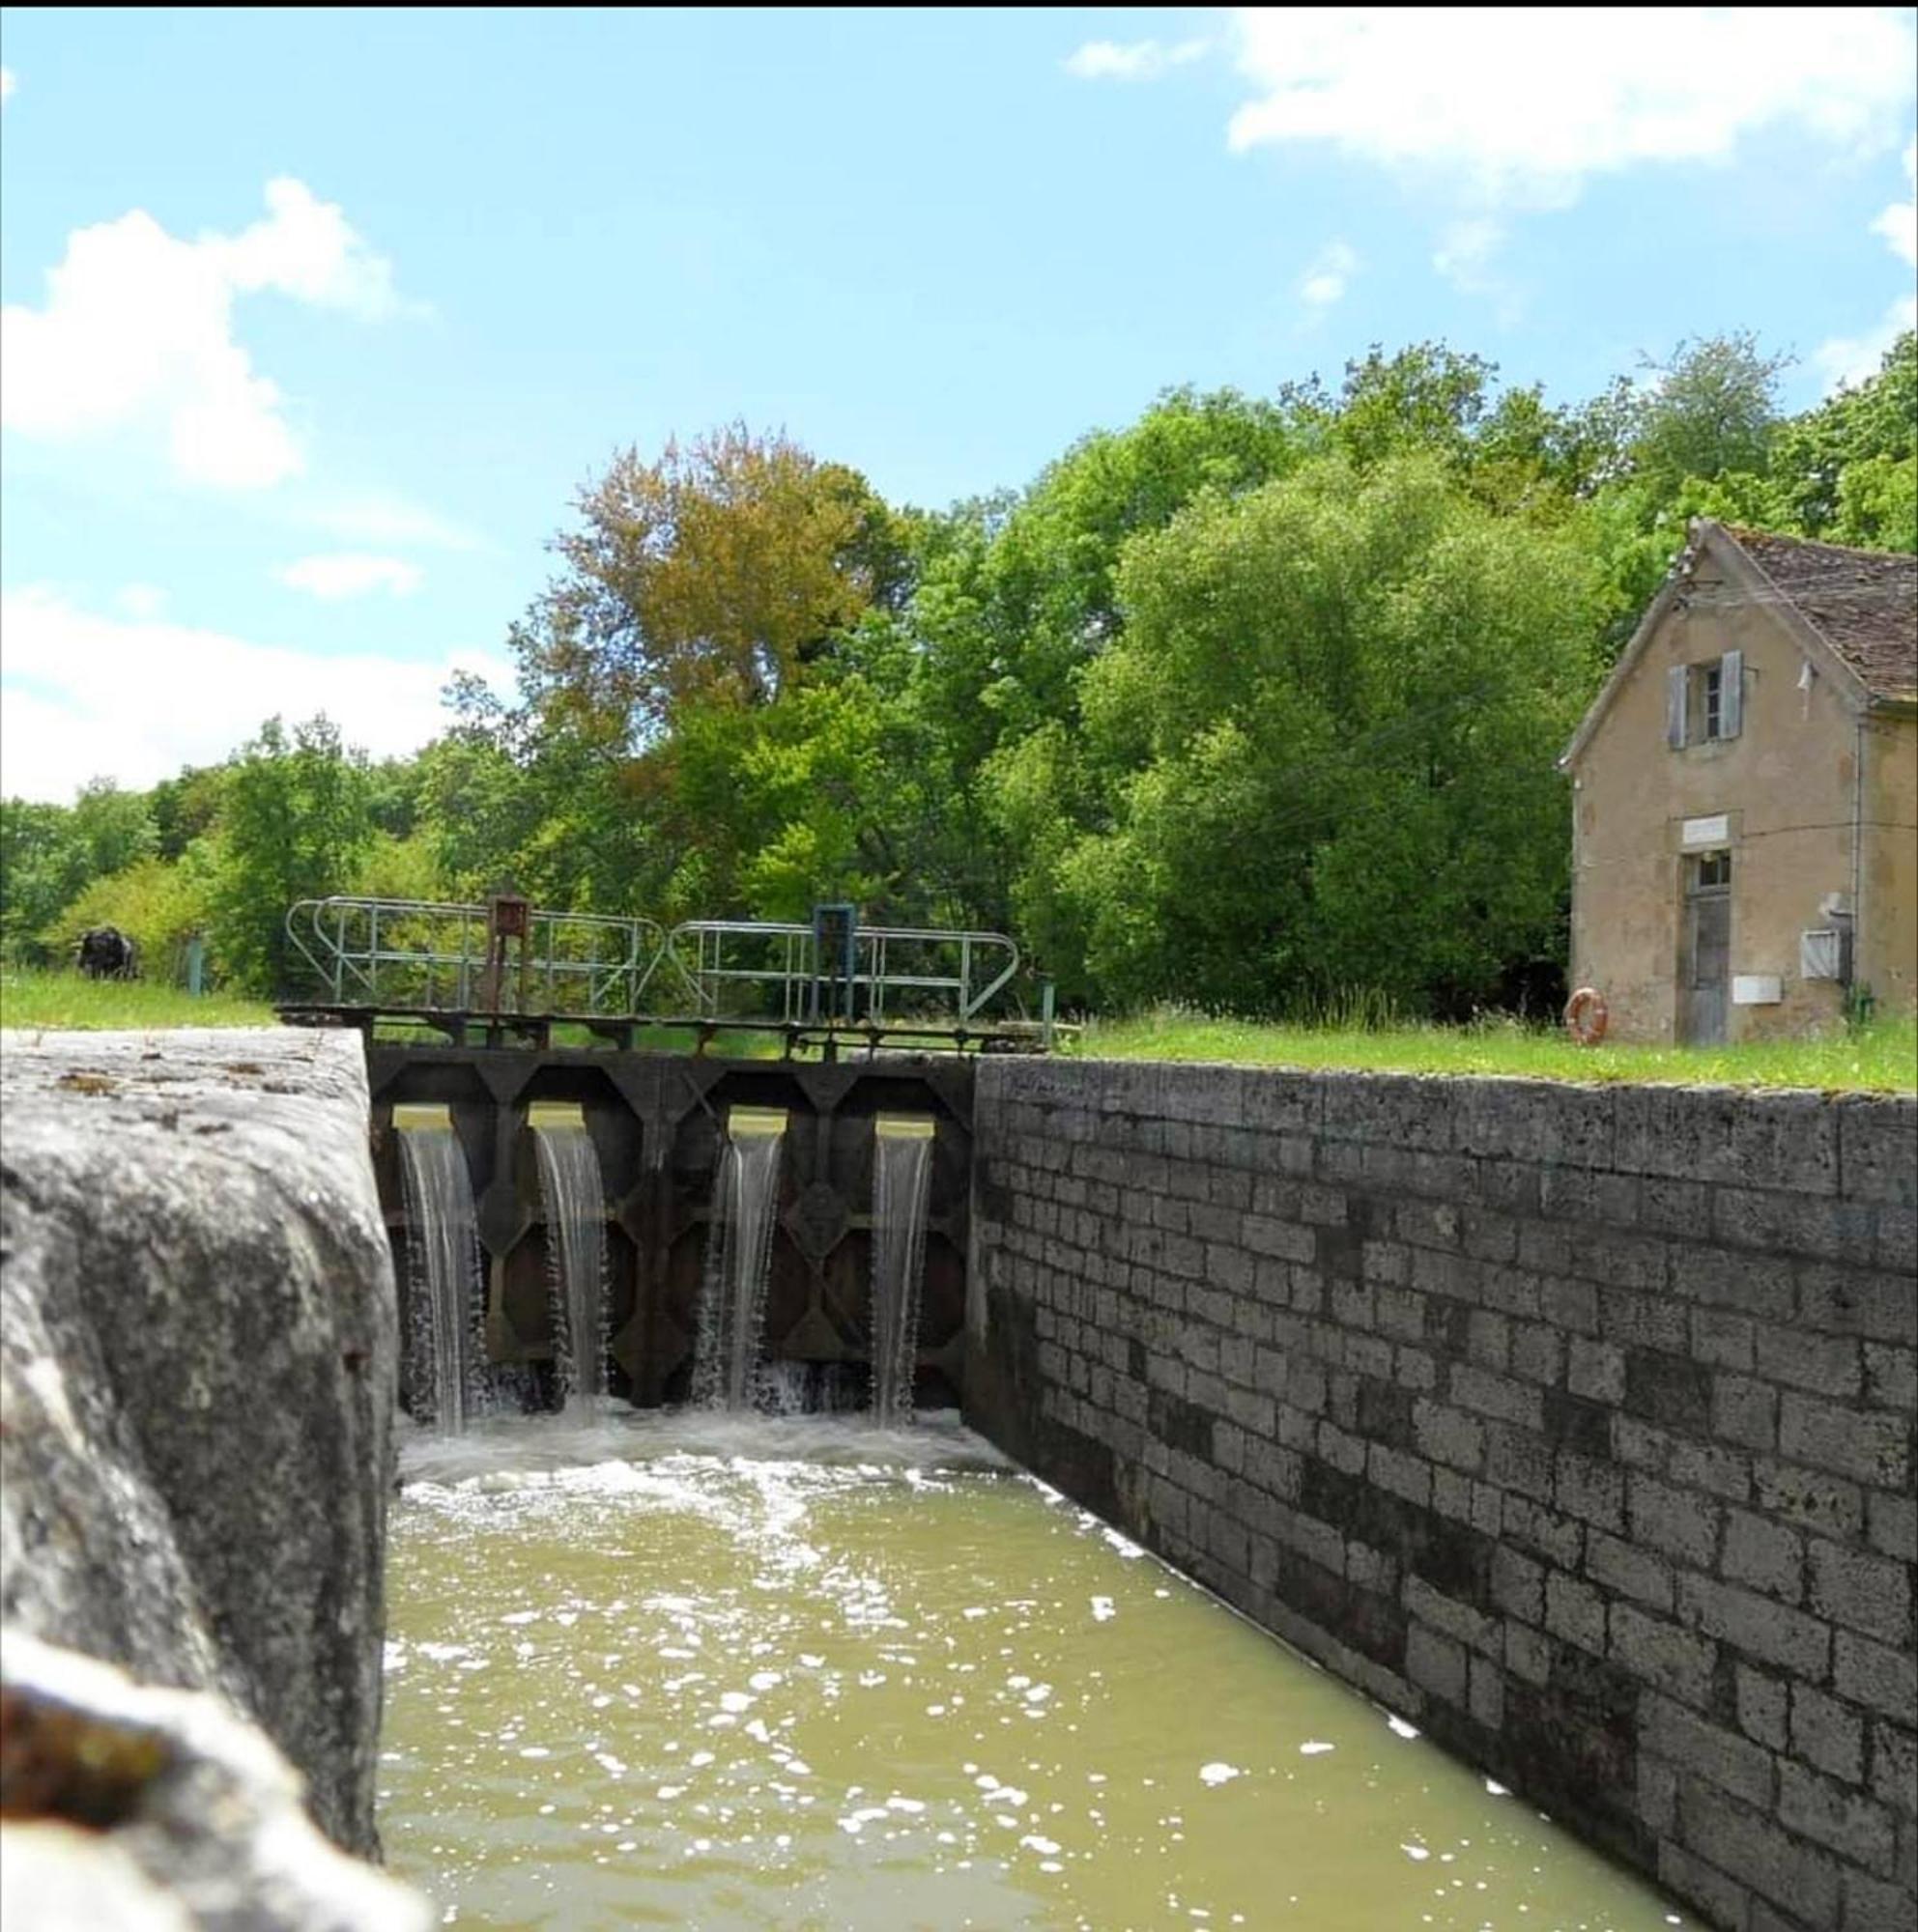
[[1801, 930, 1843, 980], [1732, 976, 1783, 1006]]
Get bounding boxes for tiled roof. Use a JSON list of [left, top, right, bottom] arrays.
[[1724, 526, 1917, 701]]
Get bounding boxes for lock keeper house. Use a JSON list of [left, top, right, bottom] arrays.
[[1561, 519, 1917, 1043]]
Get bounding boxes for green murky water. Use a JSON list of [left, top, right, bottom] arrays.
[[381, 1413, 1684, 1931]]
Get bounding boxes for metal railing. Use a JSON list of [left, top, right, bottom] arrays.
[[660, 920, 1020, 1025], [284, 897, 676, 1015], [282, 897, 1021, 1030]]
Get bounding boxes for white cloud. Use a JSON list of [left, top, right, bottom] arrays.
[[1871, 135, 1917, 267], [1, 178, 408, 490], [1, 67, 15, 103], [308, 494, 479, 552], [1816, 294, 1918, 389], [1817, 132, 1918, 390], [1226, 8, 1915, 208], [1299, 240, 1358, 307], [1065, 37, 1210, 81], [0, 585, 511, 802], [276, 554, 424, 600], [114, 584, 168, 620], [1432, 217, 1505, 293]]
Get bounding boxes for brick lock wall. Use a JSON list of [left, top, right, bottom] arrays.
[[964, 1060, 1916, 1932]]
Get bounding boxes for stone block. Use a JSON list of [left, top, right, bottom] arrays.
[[0, 1029, 395, 1856], [1406, 1621, 1468, 1705], [1678, 1574, 1832, 1681], [1545, 1569, 1607, 1653], [1792, 1684, 1867, 1787], [1833, 1633, 1915, 1723], [1796, 1267, 1918, 1346], [1837, 1097, 1918, 1208], [1736, 1664, 1790, 1749], [1677, 1775, 1842, 1926], [1450, 1363, 1543, 1431], [1779, 1761, 1898, 1876], [1587, 1531, 1676, 1611], [1721, 1510, 1806, 1605], [1809, 1539, 1913, 1646], [0, 1633, 429, 1932], [1780, 1395, 1909, 1492], [1612, 1605, 1718, 1709], [1567, 1337, 1626, 1403], [1644, 1691, 1775, 1806], [1629, 1472, 1722, 1568]]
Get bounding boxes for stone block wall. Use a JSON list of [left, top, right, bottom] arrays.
[[965, 1059, 1916, 1932]]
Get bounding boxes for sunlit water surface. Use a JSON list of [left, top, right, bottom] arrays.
[[382, 1410, 1685, 1931]]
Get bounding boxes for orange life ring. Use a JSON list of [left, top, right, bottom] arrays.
[[1564, 986, 1609, 1046]]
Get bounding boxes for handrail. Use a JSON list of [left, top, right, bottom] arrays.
[[283, 897, 676, 1015], [658, 919, 1019, 1024], [282, 896, 1021, 1027]]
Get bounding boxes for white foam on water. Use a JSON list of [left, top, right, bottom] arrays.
[[1198, 1763, 1240, 1786]]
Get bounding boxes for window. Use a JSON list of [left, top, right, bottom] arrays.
[[1693, 849, 1731, 890], [1701, 662, 1723, 740], [1667, 650, 1744, 748]]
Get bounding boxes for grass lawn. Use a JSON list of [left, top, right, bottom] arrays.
[[0, 968, 279, 1033], [1072, 1008, 1918, 1093]]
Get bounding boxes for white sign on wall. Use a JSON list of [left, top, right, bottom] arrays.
[[1732, 976, 1783, 1006], [1681, 814, 1730, 848]]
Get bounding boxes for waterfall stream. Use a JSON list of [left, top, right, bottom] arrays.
[[694, 1111, 787, 1409], [870, 1120, 934, 1427], [530, 1118, 610, 1408], [395, 1116, 483, 1433]]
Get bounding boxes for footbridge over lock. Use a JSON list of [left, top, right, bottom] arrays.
[[279, 893, 1053, 1058]]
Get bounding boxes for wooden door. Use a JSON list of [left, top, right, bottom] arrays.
[[1681, 851, 1732, 1044]]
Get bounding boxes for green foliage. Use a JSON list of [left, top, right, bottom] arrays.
[[1770, 331, 1917, 551], [1628, 332, 1792, 496], [0, 966, 277, 1032], [988, 457, 1600, 1014], [44, 853, 217, 983], [211, 715, 375, 995], [0, 781, 157, 963]]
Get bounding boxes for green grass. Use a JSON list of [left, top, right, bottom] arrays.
[[0, 968, 279, 1033], [1071, 1007, 1918, 1093]]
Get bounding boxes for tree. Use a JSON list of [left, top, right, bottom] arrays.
[[211, 716, 374, 995], [1628, 332, 1791, 495], [989, 457, 1604, 1014], [515, 425, 908, 742], [1768, 330, 1916, 550]]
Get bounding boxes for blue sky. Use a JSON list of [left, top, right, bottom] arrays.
[[3, 7, 1914, 802]]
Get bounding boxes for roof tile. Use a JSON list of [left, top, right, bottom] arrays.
[[1724, 526, 1917, 701]]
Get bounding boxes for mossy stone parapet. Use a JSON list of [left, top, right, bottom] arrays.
[[0, 1028, 398, 1859]]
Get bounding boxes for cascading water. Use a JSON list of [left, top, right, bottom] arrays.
[[693, 1108, 787, 1409], [530, 1106, 610, 1409], [394, 1105, 484, 1433], [870, 1116, 934, 1428]]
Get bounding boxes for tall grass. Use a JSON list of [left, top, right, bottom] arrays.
[[0, 968, 278, 1033], [1074, 1004, 1917, 1093]]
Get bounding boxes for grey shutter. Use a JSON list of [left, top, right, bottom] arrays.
[[1720, 649, 1743, 739], [1667, 665, 1688, 749]]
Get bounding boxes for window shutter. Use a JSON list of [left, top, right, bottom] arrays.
[[1720, 649, 1743, 739], [1667, 665, 1688, 749]]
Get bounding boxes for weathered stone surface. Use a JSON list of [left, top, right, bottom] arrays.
[[0, 1029, 396, 1856], [0, 1631, 429, 1931]]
